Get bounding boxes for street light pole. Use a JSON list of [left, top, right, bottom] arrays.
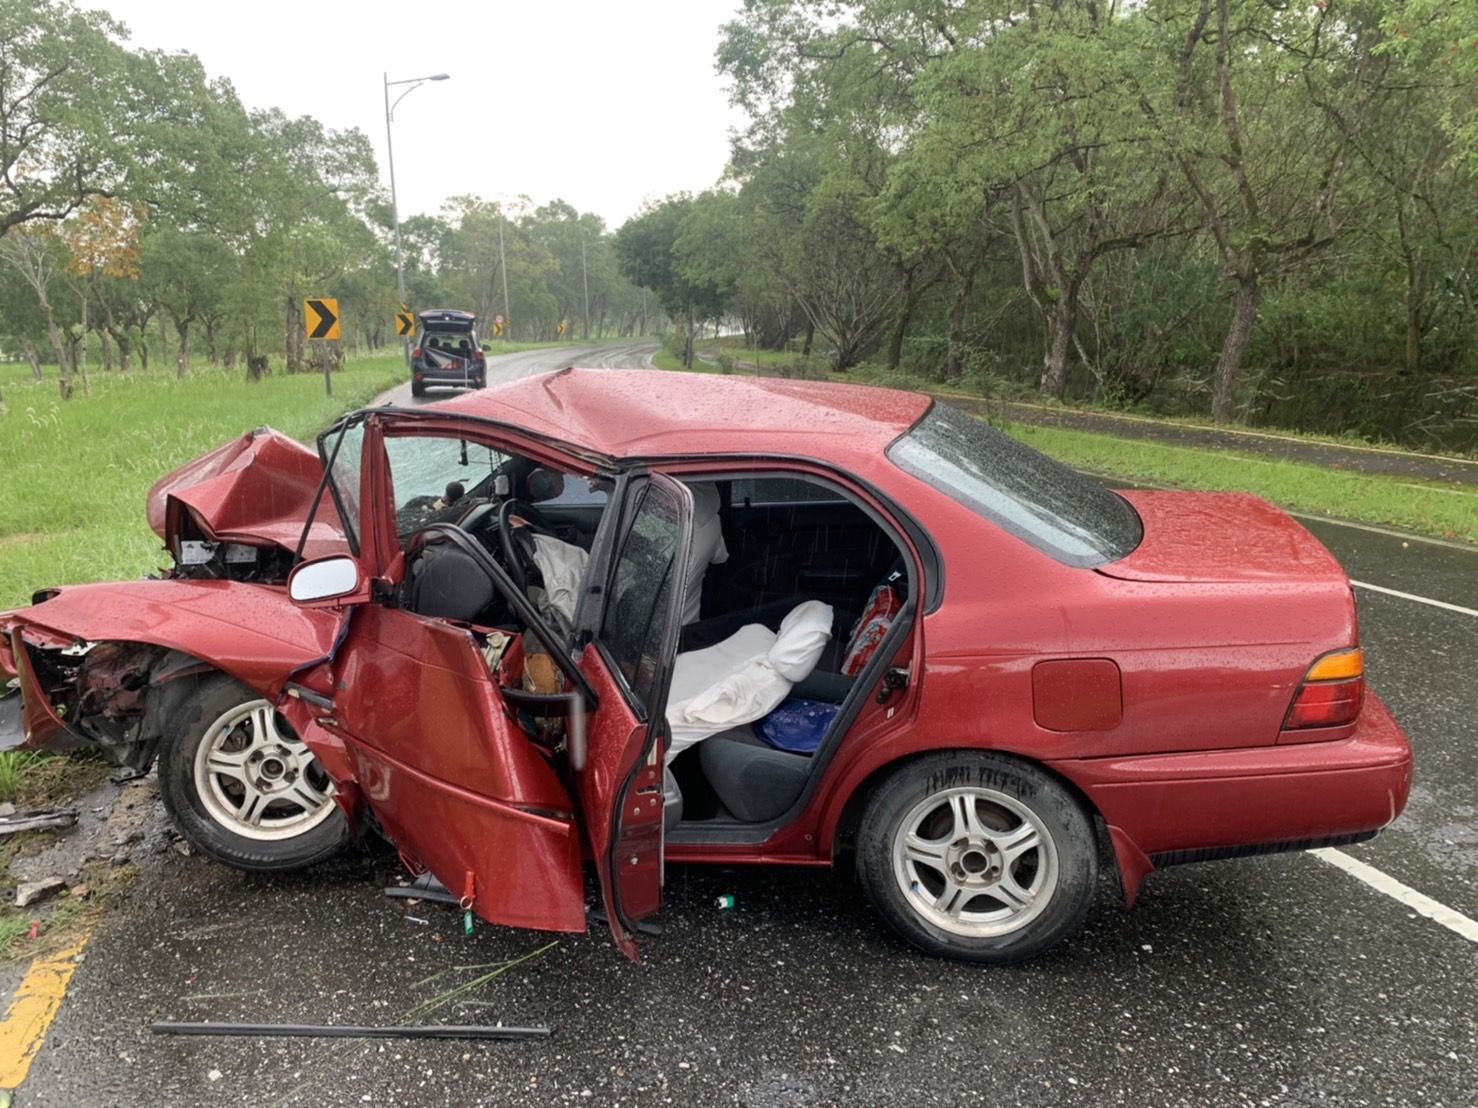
[[383, 71, 450, 367], [580, 237, 591, 341], [498, 216, 512, 343]]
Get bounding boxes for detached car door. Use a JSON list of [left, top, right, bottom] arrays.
[[576, 474, 694, 960]]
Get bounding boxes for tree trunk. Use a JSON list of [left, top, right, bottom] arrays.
[[176, 319, 190, 379], [115, 331, 132, 371], [801, 320, 814, 357], [138, 334, 149, 371], [40, 302, 70, 381], [1212, 272, 1260, 423], [1403, 265, 1423, 376], [683, 304, 695, 369], [22, 339, 42, 381], [946, 267, 978, 382], [1041, 295, 1075, 401], [99, 328, 114, 373], [885, 277, 921, 372]]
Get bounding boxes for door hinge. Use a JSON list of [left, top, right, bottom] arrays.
[[876, 666, 910, 704]]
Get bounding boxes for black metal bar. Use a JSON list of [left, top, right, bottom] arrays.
[[150, 1021, 551, 1041]]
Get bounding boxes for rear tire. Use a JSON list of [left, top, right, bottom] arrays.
[[855, 752, 1096, 964], [158, 675, 350, 872], [411, 380, 426, 398]]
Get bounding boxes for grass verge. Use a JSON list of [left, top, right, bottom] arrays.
[[653, 341, 1477, 543], [1008, 422, 1478, 544], [0, 353, 405, 610]]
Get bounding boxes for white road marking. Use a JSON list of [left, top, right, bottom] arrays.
[[1310, 848, 1478, 944], [1287, 512, 1478, 553], [1351, 580, 1478, 618]]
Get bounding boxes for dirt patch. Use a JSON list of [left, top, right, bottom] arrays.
[[0, 532, 44, 550], [0, 774, 177, 960]]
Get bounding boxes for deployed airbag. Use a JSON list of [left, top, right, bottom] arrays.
[[665, 600, 832, 762]]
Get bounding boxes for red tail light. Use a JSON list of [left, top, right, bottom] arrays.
[[474, 349, 486, 362], [1284, 648, 1364, 730]]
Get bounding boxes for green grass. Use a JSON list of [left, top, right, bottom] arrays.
[[652, 351, 719, 374], [0, 353, 406, 610], [1009, 421, 1478, 544]]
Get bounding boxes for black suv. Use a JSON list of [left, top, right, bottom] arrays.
[[411, 309, 486, 397]]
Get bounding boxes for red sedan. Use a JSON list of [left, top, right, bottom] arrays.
[[0, 370, 1411, 963]]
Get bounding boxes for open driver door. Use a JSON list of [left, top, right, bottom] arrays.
[[574, 474, 694, 960]]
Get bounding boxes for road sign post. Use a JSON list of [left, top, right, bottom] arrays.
[[305, 298, 340, 396]]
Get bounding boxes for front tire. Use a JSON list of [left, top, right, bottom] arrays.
[[158, 676, 349, 872], [856, 752, 1097, 963]]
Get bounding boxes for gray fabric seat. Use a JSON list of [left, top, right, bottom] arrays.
[[698, 725, 811, 823]]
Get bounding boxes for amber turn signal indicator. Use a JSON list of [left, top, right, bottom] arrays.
[[1305, 648, 1363, 682], [1285, 648, 1365, 730]]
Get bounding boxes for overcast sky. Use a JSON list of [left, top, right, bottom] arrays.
[[98, 0, 749, 229]]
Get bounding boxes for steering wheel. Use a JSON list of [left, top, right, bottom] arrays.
[[496, 499, 558, 593]]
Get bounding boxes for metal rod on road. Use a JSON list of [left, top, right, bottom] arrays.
[[151, 1021, 552, 1042]]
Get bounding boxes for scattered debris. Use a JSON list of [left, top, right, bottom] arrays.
[[715, 894, 736, 910], [24, 921, 39, 941], [151, 1021, 553, 1042], [207, 1069, 223, 1083], [0, 809, 78, 836], [15, 876, 67, 908], [384, 872, 458, 907]]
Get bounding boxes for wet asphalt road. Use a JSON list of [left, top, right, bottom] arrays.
[[374, 340, 661, 409], [11, 349, 1478, 1107]]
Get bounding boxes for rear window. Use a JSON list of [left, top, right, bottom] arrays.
[[888, 405, 1141, 567]]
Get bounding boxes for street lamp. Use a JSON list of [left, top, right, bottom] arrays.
[[383, 71, 450, 366]]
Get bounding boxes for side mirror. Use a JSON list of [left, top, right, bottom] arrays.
[[288, 555, 366, 607], [480, 343, 491, 352]]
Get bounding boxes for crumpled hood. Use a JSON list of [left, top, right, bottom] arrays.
[[146, 428, 346, 559]]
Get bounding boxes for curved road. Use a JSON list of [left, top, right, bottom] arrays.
[[374, 339, 661, 408]]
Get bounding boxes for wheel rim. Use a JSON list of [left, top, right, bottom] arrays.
[[192, 700, 337, 842], [890, 786, 1059, 939]]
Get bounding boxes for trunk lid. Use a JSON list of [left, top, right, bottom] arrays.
[[1100, 491, 1346, 584]]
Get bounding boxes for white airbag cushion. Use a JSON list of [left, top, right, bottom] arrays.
[[528, 533, 589, 624], [767, 600, 833, 683], [665, 600, 833, 762]]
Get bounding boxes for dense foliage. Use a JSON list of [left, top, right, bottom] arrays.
[[0, 0, 643, 410], [3, 0, 1473, 449], [651, 0, 1474, 448]]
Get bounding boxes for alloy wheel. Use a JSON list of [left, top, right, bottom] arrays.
[[890, 785, 1059, 938], [192, 700, 336, 842]]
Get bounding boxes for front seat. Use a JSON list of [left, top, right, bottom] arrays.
[[404, 544, 495, 622]]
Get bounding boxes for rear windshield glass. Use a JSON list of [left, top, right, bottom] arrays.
[[888, 405, 1141, 567]]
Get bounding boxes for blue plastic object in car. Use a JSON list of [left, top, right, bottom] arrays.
[[755, 698, 840, 755]]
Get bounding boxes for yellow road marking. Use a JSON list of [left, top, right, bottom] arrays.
[[0, 935, 89, 1091]]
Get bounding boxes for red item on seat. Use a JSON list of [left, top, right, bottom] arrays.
[[841, 585, 902, 676]]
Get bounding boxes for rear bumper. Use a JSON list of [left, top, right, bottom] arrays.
[[413, 366, 484, 388], [1049, 692, 1412, 904]]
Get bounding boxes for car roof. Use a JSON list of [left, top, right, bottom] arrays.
[[418, 309, 476, 324], [423, 367, 932, 461]]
